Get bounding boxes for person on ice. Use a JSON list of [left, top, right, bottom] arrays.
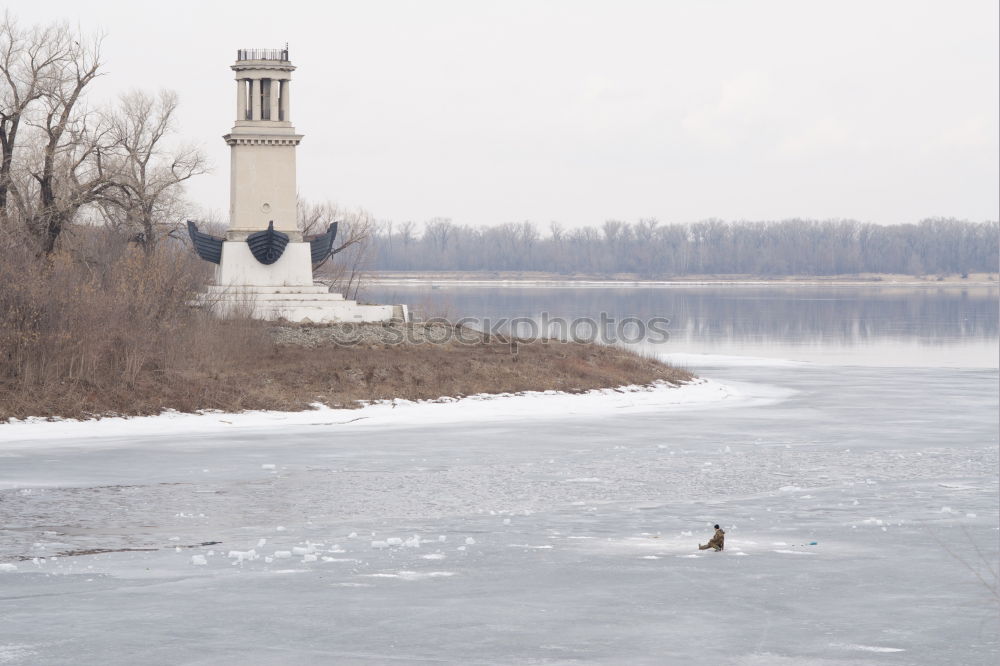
[[699, 524, 725, 551]]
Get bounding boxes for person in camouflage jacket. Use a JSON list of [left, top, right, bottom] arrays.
[[698, 524, 725, 551]]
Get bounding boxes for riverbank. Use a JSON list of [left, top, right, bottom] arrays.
[[0, 323, 692, 422]]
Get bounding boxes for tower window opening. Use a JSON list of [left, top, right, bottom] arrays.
[[243, 79, 251, 120], [277, 80, 284, 121], [260, 79, 271, 121]]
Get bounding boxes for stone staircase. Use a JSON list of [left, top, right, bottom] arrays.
[[198, 285, 407, 323]]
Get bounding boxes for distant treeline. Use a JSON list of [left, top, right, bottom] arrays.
[[369, 218, 999, 276]]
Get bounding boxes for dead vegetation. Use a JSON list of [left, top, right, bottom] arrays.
[[0, 236, 691, 422], [229, 328, 692, 413]]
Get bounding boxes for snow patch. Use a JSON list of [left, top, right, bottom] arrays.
[[833, 643, 906, 653], [0, 378, 770, 449], [362, 571, 456, 581]]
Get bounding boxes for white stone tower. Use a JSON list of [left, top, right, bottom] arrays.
[[217, 47, 309, 288], [228, 49, 299, 236], [191, 47, 406, 323]]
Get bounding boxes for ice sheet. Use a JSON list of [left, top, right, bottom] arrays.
[[0, 363, 996, 664]]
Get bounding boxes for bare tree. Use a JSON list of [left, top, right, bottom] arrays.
[[298, 199, 376, 298], [297, 196, 331, 237], [424, 217, 455, 254], [100, 89, 208, 254], [0, 14, 85, 228], [398, 221, 416, 246], [334, 210, 376, 299], [2, 16, 209, 258], [1, 14, 61, 220], [1, 17, 109, 255]]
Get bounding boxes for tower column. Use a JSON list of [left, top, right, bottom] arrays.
[[269, 78, 281, 124], [280, 79, 290, 121], [236, 78, 247, 121], [251, 78, 261, 120]]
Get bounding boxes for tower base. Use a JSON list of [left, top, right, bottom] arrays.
[[197, 241, 407, 324]]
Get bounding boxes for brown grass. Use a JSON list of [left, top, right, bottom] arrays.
[[1, 333, 692, 420], [173, 337, 691, 413], [0, 235, 692, 421]]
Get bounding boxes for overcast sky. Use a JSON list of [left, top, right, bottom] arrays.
[[7, 0, 1000, 227]]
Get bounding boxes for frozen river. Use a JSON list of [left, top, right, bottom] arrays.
[[1, 285, 997, 665]]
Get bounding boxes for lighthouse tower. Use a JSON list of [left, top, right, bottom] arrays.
[[190, 47, 405, 323], [218, 47, 310, 286]]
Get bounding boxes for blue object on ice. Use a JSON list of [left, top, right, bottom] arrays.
[[809, 541, 818, 545]]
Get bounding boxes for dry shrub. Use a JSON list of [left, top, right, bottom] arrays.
[[243, 334, 694, 410], [0, 235, 271, 419]]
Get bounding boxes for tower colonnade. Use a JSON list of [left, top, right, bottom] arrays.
[[231, 48, 295, 125], [235, 76, 290, 122]]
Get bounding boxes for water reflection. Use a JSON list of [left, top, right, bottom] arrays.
[[366, 284, 999, 367]]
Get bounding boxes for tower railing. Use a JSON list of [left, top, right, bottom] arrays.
[[237, 48, 290, 62]]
